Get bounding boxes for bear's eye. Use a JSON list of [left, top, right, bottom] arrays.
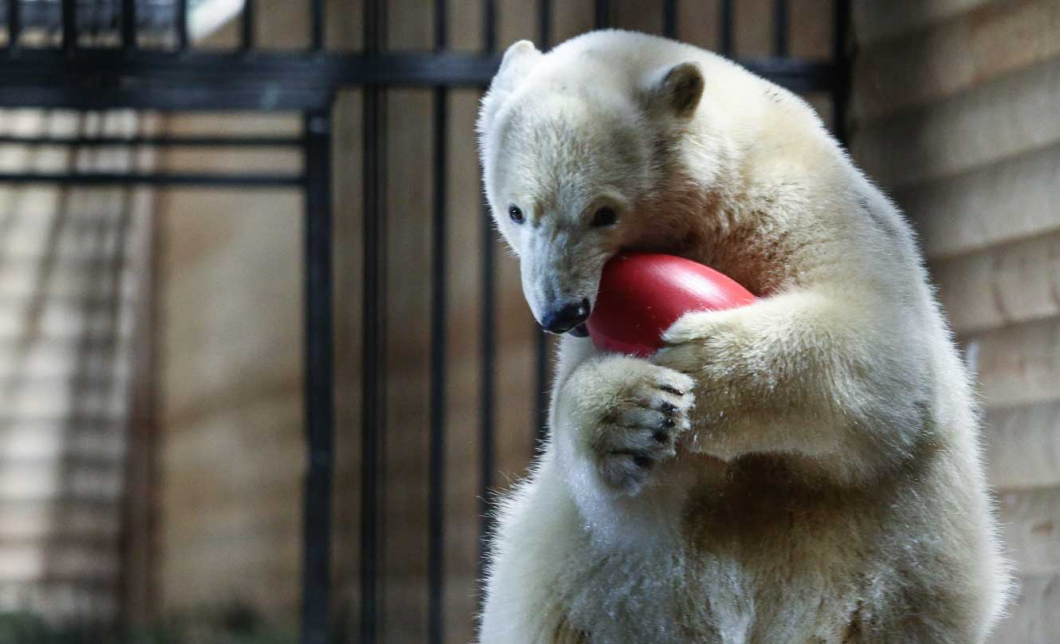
[[591, 206, 618, 228], [508, 205, 525, 224]]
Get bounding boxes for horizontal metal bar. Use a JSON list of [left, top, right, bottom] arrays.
[[0, 49, 502, 87], [0, 135, 304, 147], [0, 86, 333, 111], [740, 57, 840, 92], [0, 51, 841, 110], [0, 172, 305, 187], [0, 87, 330, 111]]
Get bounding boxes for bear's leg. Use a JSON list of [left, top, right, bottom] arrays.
[[652, 286, 928, 476], [479, 457, 592, 644]]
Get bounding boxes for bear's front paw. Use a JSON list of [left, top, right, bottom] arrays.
[[585, 363, 695, 494]]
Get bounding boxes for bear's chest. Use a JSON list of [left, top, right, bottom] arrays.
[[561, 545, 735, 644], [559, 477, 866, 644], [561, 541, 853, 644]]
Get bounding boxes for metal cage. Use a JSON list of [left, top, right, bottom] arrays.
[[0, 1, 853, 643]]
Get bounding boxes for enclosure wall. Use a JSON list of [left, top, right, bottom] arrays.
[[850, 1, 1060, 640]]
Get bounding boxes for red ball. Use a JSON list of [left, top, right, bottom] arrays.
[[586, 253, 756, 357]]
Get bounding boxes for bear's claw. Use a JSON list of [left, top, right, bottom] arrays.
[[592, 367, 695, 493]]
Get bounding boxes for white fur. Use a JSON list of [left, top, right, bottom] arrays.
[[478, 30, 1012, 644]]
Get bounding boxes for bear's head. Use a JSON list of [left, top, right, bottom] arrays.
[[478, 39, 706, 336]]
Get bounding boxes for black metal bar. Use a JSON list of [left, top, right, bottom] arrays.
[[0, 171, 304, 187], [538, 0, 551, 48], [773, 0, 789, 56], [7, 0, 20, 52], [663, 0, 678, 39], [0, 135, 303, 147], [300, 109, 334, 644], [360, 0, 387, 640], [242, 0, 255, 51], [832, 0, 851, 145], [478, 0, 498, 594], [0, 50, 843, 95], [0, 86, 333, 112], [720, 0, 734, 56], [359, 95, 385, 644], [311, 0, 325, 50], [122, 0, 136, 52], [594, 0, 611, 29], [485, 0, 497, 52], [62, 0, 77, 54], [428, 1, 448, 641], [0, 61, 838, 112], [176, 0, 189, 51]]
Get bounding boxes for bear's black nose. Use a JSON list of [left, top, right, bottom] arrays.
[[542, 299, 591, 334]]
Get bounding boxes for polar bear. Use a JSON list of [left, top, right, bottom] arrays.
[[477, 30, 1011, 643]]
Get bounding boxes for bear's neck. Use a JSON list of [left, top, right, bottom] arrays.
[[639, 128, 800, 297]]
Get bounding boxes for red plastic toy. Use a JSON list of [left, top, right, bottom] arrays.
[[586, 253, 756, 357]]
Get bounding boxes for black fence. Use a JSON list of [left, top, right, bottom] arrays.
[[0, 1, 852, 643]]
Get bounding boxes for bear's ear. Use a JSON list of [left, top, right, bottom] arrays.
[[478, 40, 543, 137], [490, 40, 543, 96], [644, 62, 704, 117]]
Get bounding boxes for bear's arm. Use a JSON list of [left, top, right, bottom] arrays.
[[651, 285, 931, 477]]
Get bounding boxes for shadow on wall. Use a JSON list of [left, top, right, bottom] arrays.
[[0, 110, 152, 624]]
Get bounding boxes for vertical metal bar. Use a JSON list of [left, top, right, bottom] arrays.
[[832, 0, 851, 145], [176, 0, 189, 51], [360, 0, 387, 640], [242, 0, 255, 51], [62, 0, 77, 53], [428, 1, 448, 641], [773, 0, 789, 56], [663, 0, 678, 39], [594, 0, 611, 29], [7, 0, 19, 52], [719, 0, 734, 56], [301, 108, 335, 644], [485, 0, 497, 52], [122, 0, 136, 51], [478, 0, 498, 596], [120, 176, 159, 627], [311, 0, 325, 50], [538, 0, 551, 48]]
